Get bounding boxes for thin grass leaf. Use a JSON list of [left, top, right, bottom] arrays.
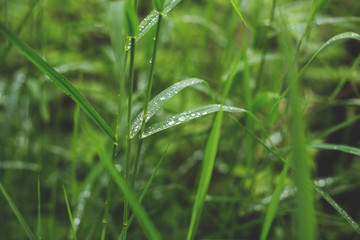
[[63, 186, 78, 240], [0, 182, 37, 240], [313, 184, 360, 234], [153, 0, 165, 13], [309, 143, 360, 156], [229, 0, 251, 29], [126, 0, 182, 50], [260, 161, 290, 240], [0, 24, 116, 143], [100, 155, 161, 240], [118, 146, 168, 240], [142, 104, 245, 138], [37, 176, 41, 240], [274, 32, 360, 109], [130, 78, 209, 137], [187, 110, 223, 240]]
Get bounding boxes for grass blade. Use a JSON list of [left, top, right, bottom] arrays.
[[126, 0, 182, 49], [0, 182, 37, 240], [142, 104, 245, 138], [100, 155, 161, 240], [130, 78, 209, 137], [309, 143, 360, 156], [186, 110, 224, 240], [37, 176, 41, 240], [260, 161, 290, 240], [63, 186, 78, 240], [313, 184, 360, 234], [0, 24, 116, 143], [274, 32, 360, 110], [118, 146, 168, 240]]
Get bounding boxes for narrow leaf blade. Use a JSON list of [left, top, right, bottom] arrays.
[[309, 143, 360, 156], [0, 182, 37, 240], [142, 104, 246, 138], [0, 24, 116, 143], [130, 78, 208, 137]]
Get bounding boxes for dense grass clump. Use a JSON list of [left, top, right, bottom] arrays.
[[1, 0, 360, 239]]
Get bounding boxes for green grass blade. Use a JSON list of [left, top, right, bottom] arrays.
[[125, 0, 182, 49], [260, 161, 290, 240], [0, 24, 116, 143], [274, 32, 360, 110], [142, 104, 245, 138], [229, 0, 251, 29], [118, 146, 168, 240], [63, 186, 78, 240], [187, 110, 224, 240], [309, 143, 360, 156], [100, 155, 161, 240], [37, 176, 41, 240], [0, 182, 37, 240], [130, 78, 209, 137], [313, 184, 360, 234]]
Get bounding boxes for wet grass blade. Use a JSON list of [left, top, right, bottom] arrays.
[[0, 182, 37, 240], [63, 186, 78, 240], [141, 104, 245, 138], [0, 24, 116, 143], [126, 0, 182, 49], [313, 184, 360, 234], [309, 143, 360, 156], [130, 78, 209, 137]]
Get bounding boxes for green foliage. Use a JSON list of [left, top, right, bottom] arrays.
[[1, 0, 360, 239]]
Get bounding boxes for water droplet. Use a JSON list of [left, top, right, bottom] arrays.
[[168, 119, 175, 125], [178, 116, 186, 122], [160, 97, 166, 100], [149, 59, 153, 64]]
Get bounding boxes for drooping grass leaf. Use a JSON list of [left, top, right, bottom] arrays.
[[142, 104, 245, 138], [63, 186, 77, 240], [309, 143, 360, 156], [0, 24, 116, 143], [37, 176, 41, 240], [130, 78, 209, 137], [0, 182, 37, 240], [126, 0, 182, 49], [186, 110, 224, 240]]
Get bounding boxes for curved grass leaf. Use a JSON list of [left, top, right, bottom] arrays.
[[126, 0, 182, 50], [124, 1, 138, 37], [309, 143, 360, 156], [0, 24, 116, 143], [0, 182, 37, 240], [130, 78, 209, 137], [142, 104, 245, 138], [274, 32, 360, 110]]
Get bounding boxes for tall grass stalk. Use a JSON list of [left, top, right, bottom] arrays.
[[281, 23, 318, 240], [63, 186, 78, 240], [131, 13, 163, 190]]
